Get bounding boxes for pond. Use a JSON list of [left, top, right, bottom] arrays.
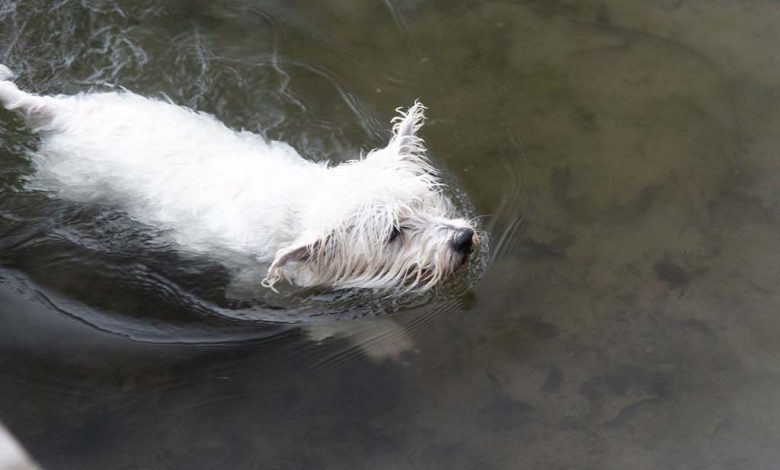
[[2, 0, 780, 468]]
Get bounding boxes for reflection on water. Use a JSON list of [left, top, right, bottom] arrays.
[[2, 0, 780, 468]]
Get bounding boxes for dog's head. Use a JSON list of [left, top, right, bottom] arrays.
[[263, 102, 479, 291]]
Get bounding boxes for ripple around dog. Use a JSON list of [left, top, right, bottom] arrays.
[[0, 91, 491, 344]]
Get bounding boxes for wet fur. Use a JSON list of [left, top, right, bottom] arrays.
[[0, 64, 477, 291]]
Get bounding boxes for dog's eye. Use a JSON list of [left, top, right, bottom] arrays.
[[388, 226, 403, 244]]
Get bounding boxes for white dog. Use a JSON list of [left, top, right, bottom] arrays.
[[0, 64, 478, 291]]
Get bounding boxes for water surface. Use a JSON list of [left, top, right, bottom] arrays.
[[2, 1, 780, 468]]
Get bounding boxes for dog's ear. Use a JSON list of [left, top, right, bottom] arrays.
[[387, 101, 427, 160], [263, 243, 310, 291], [262, 235, 326, 291]]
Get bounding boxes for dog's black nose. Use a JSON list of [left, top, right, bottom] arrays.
[[451, 228, 475, 254]]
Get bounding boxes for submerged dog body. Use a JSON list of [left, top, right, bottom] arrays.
[[0, 64, 477, 290]]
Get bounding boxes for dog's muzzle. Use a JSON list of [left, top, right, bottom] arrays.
[[451, 228, 477, 255]]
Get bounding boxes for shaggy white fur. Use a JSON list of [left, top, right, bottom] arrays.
[[0, 64, 478, 291]]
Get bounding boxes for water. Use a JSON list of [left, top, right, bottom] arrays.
[[2, 1, 780, 468]]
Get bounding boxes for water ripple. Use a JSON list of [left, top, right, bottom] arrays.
[[0, 0, 496, 352]]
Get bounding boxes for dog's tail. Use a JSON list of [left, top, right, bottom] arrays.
[[0, 64, 57, 125], [0, 64, 13, 82]]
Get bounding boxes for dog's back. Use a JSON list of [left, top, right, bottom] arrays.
[[0, 65, 318, 257]]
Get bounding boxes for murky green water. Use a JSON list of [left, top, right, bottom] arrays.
[[2, 1, 780, 468]]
